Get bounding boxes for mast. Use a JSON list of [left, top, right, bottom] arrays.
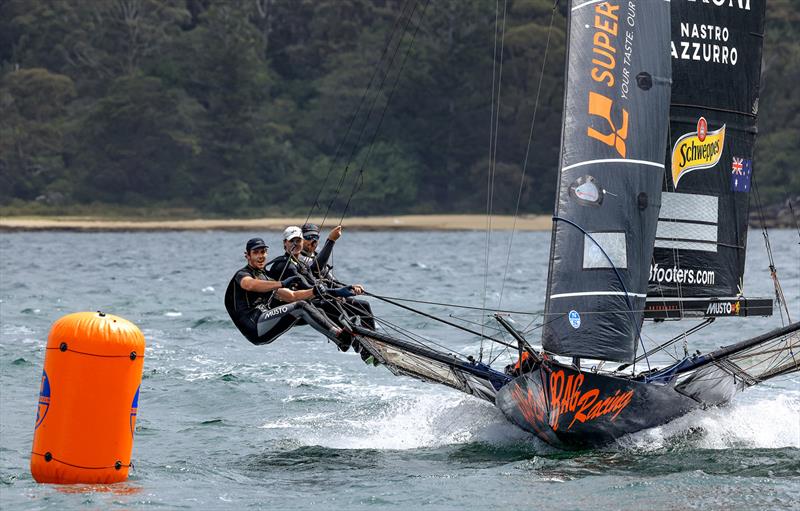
[[542, 0, 672, 363], [648, 0, 768, 313]]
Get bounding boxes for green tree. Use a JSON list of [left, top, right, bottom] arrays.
[[0, 68, 76, 203], [73, 75, 200, 203], [755, 0, 800, 204], [157, 1, 279, 213]]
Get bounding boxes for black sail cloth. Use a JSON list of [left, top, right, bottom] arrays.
[[649, 0, 767, 300], [542, 0, 671, 362]]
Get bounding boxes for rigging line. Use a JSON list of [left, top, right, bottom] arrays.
[[366, 294, 541, 315], [372, 315, 471, 358], [520, 313, 544, 335], [490, 345, 513, 366], [497, 0, 559, 310], [481, 0, 501, 362], [482, 0, 509, 362], [734, 331, 800, 370], [448, 314, 506, 333], [788, 197, 800, 239], [617, 318, 714, 371], [661, 122, 687, 319], [671, 322, 800, 377], [521, 309, 571, 336], [753, 176, 791, 323], [339, 0, 431, 223], [319, 1, 422, 229], [364, 291, 520, 350], [729, 344, 800, 361], [320, 3, 419, 228], [371, 309, 503, 362], [304, 0, 416, 225]]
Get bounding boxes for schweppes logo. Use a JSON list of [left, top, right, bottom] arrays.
[[671, 117, 725, 188]]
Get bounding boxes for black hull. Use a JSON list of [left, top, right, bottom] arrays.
[[495, 360, 736, 449], [351, 322, 799, 449]]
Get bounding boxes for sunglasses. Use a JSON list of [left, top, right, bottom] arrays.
[[303, 234, 319, 241]]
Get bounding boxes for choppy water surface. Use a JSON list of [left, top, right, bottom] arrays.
[[1, 230, 798, 510]]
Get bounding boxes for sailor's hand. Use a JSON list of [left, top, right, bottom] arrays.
[[329, 286, 356, 298], [351, 284, 365, 295], [280, 275, 302, 288], [328, 225, 343, 241], [312, 282, 327, 298]]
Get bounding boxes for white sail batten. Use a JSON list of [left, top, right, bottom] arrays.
[[561, 159, 665, 172], [550, 291, 648, 299]]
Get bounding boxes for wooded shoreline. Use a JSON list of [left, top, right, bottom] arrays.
[[0, 214, 553, 232], [3, 206, 797, 232]]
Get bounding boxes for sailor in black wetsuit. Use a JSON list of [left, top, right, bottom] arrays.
[[270, 225, 374, 331], [299, 223, 376, 330], [224, 237, 356, 348], [267, 226, 316, 289]]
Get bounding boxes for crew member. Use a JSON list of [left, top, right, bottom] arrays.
[[224, 237, 356, 349], [267, 226, 315, 288], [299, 223, 376, 330], [298, 223, 339, 279]]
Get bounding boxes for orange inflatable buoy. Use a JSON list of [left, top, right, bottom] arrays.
[[30, 311, 145, 484]]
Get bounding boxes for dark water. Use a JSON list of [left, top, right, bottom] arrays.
[[1, 229, 798, 510]]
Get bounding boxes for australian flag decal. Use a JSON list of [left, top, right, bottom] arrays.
[[731, 157, 752, 192]]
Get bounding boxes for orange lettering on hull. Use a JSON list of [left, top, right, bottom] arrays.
[[511, 369, 635, 434]]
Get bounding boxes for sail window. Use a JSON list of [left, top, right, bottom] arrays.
[[655, 192, 719, 253], [583, 232, 627, 269], [569, 175, 604, 207]]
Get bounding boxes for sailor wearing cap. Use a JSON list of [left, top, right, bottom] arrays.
[[298, 223, 376, 331], [298, 223, 340, 279], [266, 226, 316, 289], [224, 236, 354, 348]]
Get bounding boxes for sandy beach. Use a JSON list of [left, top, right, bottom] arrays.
[[0, 214, 552, 232]]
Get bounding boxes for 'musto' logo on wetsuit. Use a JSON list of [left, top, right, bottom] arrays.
[[265, 305, 289, 318]]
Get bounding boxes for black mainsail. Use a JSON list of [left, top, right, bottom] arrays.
[[648, 0, 767, 311], [542, 0, 672, 362]]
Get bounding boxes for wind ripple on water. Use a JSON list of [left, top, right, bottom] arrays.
[[1, 230, 798, 510]]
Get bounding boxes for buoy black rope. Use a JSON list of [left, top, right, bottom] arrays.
[[46, 346, 143, 359], [31, 451, 133, 471]]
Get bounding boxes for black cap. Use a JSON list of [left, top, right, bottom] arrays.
[[245, 238, 268, 252], [301, 223, 320, 236]]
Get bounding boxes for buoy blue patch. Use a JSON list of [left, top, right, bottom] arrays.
[[568, 310, 581, 329], [130, 386, 140, 437], [35, 370, 51, 429]]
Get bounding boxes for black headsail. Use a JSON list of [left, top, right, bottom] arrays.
[[542, 0, 671, 362], [648, 0, 767, 310]]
